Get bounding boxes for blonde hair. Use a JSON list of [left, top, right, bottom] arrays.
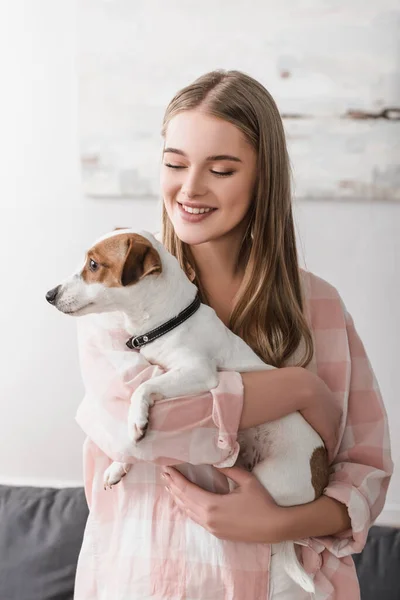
[[161, 70, 313, 368]]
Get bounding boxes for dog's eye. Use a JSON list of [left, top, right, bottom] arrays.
[[89, 259, 99, 272]]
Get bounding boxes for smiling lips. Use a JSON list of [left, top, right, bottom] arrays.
[[182, 205, 213, 214], [178, 201, 217, 217]]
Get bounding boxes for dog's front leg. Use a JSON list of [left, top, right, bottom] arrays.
[[128, 364, 219, 443], [103, 461, 131, 489]]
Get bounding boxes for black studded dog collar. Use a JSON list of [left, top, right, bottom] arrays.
[[126, 293, 201, 350]]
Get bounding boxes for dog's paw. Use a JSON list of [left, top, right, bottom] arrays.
[[103, 462, 128, 489], [128, 397, 150, 443], [128, 386, 162, 443]]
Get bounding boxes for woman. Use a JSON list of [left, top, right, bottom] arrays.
[[74, 70, 393, 599]]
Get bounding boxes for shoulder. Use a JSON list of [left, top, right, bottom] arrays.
[[300, 268, 342, 302], [299, 268, 348, 330]]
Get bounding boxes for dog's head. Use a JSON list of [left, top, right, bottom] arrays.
[[45, 229, 162, 316]]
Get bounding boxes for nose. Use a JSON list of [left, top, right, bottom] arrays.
[[45, 285, 61, 305], [181, 169, 206, 199]]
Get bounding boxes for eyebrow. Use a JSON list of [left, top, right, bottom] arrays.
[[163, 147, 242, 163]]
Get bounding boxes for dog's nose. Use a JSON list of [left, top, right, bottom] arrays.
[[46, 285, 61, 305]]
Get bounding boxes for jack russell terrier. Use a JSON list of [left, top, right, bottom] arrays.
[[46, 228, 328, 595]]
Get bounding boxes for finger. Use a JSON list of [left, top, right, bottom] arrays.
[[215, 465, 253, 486], [165, 477, 212, 520], [162, 468, 215, 505]]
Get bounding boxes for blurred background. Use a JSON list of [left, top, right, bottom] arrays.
[[0, 0, 398, 527]]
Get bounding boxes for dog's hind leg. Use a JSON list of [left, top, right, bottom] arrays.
[[103, 461, 131, 489]]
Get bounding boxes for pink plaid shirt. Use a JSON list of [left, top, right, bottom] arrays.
[[74, 269, 393, 599]]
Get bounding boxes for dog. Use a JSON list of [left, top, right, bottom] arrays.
[[46, 228, 329, 595]]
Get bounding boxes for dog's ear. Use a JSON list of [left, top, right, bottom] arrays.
[[121, 238, 162, 286]]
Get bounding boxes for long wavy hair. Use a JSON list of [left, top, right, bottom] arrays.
[[161, 70, 313, 368]]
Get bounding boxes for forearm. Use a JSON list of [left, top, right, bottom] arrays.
[[275, 495, 351, 542], [239, 367, 324, 430]]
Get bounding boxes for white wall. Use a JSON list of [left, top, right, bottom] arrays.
[[78, 0, 400, 202], [0, 1, 398, 525], [0, 0, 161, 487]]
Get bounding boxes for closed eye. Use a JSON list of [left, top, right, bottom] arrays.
[[164, 163, 235, 177]]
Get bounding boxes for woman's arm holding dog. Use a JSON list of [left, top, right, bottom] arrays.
[[160, 303, 393, 549], [240, 368, 340, 461], [75, 316, 338, 466]]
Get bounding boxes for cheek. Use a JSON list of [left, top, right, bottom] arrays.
[[160, 170, 177, 201], [160, 174, 180, 223], [77, 279, 98, 298], [222, 179, 253, 217], [85, 282, 115, 305]]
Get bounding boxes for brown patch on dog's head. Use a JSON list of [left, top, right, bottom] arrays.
[[120, 235, 162, 286], [82, 233, 162, 287], [310, 446, 329, 498]]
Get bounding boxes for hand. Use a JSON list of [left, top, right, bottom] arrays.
[[300, 381, 343, 464], [161, 465, 285, 543]]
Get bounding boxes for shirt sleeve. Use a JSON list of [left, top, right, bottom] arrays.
[[75, 314, 244, 468], [315, 305, 393, 557]]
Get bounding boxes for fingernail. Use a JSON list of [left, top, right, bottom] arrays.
[[162, 471, 171, 479], [165, 485, 170, 493]]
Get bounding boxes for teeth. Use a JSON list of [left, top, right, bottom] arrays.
[[181, 204, 213, 214]]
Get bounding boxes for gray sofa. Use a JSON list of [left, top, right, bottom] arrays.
[[0, 484, 399, 599]]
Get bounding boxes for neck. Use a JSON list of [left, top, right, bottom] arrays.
[[121, 251, 198, 336], [190, 227, 245, 287]]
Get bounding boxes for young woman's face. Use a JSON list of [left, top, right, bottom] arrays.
[[161, 110, 257, 246]]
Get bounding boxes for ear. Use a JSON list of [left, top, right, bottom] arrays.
[[120, 238, 162, 286]]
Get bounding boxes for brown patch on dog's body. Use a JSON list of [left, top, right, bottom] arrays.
[[81, 233, 162, 287], [310, 446, 329, 498]]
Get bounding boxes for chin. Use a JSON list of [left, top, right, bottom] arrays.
[[59, 302, 96, 316], [172, 221, 222, 246], [174, 228, 212, 246]]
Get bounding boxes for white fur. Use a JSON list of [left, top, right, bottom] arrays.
[[55, 229, 322, 596]]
